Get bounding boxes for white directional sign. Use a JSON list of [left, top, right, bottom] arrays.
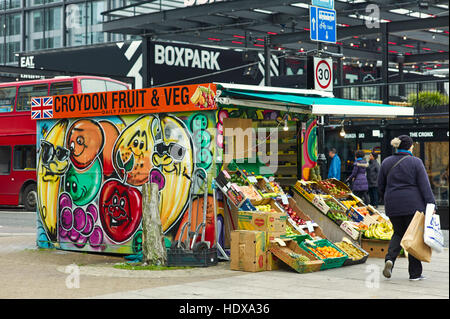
[[314, 57, 333, 91]]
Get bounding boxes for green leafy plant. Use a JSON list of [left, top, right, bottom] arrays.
[[407, 91, 449, 108]]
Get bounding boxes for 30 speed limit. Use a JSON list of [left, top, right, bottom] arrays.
[[314, 57, 333, 91]]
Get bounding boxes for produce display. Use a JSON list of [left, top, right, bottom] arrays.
[[318, 180, 348, 196], [339, 199, 358, 209], [309, 165, 322, 182], [308, 245, 345, 259], [285, 225, 300, 236], [295, 181, 327, 195], [355, 207, 369, 216], [363, 221, 394, 240], [335, 242, 366, 261], [239, 186, 262, 202], [228, 172, 246, 186], [327, 211, 349, 223], [325, 199, 345, 212], [255, 204, 274, 212], [288, 252, 310, 262]]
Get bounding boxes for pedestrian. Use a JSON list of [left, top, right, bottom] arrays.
[[345, 150, 369, 203], [327, 147, 341, 180], [379, 135, 436, 281], [367, 151, 381, 208]]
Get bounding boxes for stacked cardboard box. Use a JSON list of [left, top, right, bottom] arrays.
[[230, 230, 266, 272]]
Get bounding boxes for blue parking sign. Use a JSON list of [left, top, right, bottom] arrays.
[[310, 6, 337, 44]]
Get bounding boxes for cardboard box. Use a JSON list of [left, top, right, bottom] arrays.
[[361, 238, 390, 258], [238, 210, 287, 233], [230, 230, 266, 272], [266, 231, 287, 246], [269, 239, 324, 273], [266, 251, 283, 271]]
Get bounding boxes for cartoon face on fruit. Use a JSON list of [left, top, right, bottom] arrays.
[[151, 115, 194, 233], [99, 179, 142, 243], [37, 119, 70, 241], [112, 116, 153, 186], [66, 119, 105, 170], [64, 159, 102, 206]]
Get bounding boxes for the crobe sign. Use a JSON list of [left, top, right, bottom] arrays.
[[185, 0, 223, 6]]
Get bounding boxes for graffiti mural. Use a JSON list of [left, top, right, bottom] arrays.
[[36, 112, 217, 254], [301, 118, 318, 180]]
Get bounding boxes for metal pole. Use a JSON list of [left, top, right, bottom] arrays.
[[381, 23, 389, 105], [264, 35, 271, 86]]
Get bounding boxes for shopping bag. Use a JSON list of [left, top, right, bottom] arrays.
[[424, 204, 444, 253], [400, 211, 432, 263]]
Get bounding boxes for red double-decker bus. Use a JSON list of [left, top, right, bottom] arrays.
[[0, 76, 130, 211]]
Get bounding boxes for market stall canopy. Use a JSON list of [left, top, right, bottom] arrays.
[[216, 83, 414, 118]]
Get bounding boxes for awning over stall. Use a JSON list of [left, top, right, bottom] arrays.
[[216, 83, 414, 118]]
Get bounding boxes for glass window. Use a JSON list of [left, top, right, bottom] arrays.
[[0, 146, 11, 175], [49, 82, 74, 96], [66, 3, 86, 47], [16, 84, 49, 112], [81, 79, 107, 93], [0, 87, 17, 113], [87, 0, 107, 44], [6, 41, 20, 64], [106, 81, 129, 92], [7, 14, 21, 36], [14, 145, 37, 170], [424, 141, 449, 207]]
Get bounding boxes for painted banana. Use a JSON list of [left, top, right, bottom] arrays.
[[37, 119, 69, 242]]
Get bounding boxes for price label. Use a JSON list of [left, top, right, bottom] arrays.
[[306, 221, 315, 233], [247, 176, 257, 183], [281, 194, 289, 205]]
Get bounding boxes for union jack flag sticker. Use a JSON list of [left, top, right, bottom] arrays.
[[31, 97, 53, 120]]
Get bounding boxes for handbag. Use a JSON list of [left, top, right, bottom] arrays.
[[401, 211, 432, 262], [424, 204, 444, 253]]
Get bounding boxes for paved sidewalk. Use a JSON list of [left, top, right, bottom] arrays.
[[0, 235, 448, 299]]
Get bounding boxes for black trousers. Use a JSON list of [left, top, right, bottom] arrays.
[[368, 187, 379, 207], [353, 191, 369, 205], [385, 214, 423, 279]]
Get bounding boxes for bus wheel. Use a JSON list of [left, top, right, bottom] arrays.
[[23, 184, 37, 212]]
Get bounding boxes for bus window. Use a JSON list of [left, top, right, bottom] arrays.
[[13, 145, 36, 170], [106, 81, 129, 92], [80, 79, 107, 93], [16, 84, 49, 111], [0, 86, 16, 113], [49, 81, 73, 96], [0, 146, 11, 175]]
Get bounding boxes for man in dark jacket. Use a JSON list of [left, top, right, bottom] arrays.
[[367, 152, 380, 208], [379, 135, 435, 281]]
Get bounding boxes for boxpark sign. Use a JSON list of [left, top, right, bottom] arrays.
[[30, 83, 217, 120]]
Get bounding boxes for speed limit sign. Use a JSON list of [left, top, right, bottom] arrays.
[[314, 57, 333, 91]]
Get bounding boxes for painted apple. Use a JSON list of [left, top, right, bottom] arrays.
[[99, 179, 142, 243]]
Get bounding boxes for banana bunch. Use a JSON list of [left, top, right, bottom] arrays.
[[37, 120, 69, 242], [364, 221, 393, 240]]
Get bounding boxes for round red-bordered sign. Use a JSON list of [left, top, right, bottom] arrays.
[[315, 59, 332, 90]]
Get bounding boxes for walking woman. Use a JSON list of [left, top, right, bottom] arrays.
[[379, 135, 435, 281], [346, 150, 369, 204]]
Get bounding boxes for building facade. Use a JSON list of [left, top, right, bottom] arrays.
[[0, 0, 142, 65]]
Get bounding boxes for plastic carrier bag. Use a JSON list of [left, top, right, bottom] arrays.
[[424, 204, 444, 253]]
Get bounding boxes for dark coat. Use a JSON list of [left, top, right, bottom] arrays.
[[378, 152, 435, 217], [367, 159, 380, 188], [347, 159, 369, 192]]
